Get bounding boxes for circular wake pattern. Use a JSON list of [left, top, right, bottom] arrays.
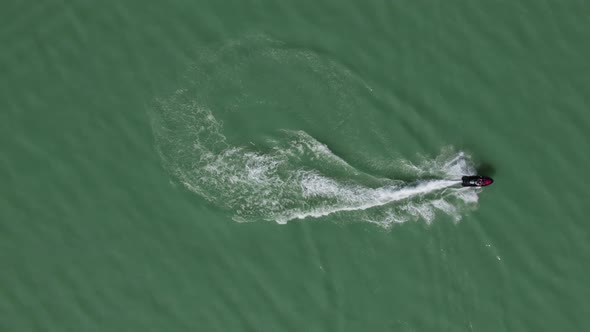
[[150, 36, 480, 227]]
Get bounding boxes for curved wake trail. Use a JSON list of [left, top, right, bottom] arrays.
[[150, 36, 481, 227], [152, 96, 478, 226]]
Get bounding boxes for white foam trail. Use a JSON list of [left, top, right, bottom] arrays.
[[151, 37, 482, 227], [153, 99, 480, 226], [275, 180, 459, 223], [152, 98, 480, 226]]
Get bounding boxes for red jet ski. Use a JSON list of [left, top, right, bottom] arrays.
[[462, 175, 494, 187]]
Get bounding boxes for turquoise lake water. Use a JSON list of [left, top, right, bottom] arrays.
[[2, 1, 590, 331]]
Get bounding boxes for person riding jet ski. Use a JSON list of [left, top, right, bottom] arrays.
[[461, 175, 494, 187]]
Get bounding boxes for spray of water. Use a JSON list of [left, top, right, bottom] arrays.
[[152, 90, 479, 227], [150, 36, 480, 227]]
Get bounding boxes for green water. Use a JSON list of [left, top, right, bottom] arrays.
[[2, 1, 590, 331]]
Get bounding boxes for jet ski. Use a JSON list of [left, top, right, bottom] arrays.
[[462, 175, 494, 187]]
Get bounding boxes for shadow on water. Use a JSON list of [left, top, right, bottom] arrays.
[[476, 162, 497, 177]]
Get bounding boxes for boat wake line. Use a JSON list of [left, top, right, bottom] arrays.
[[151, 93, 480, 227], [149, 35, 481, 227]]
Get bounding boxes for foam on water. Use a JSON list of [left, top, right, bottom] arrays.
[[152, 93, 479, 227], [150, 36, 481, 227]]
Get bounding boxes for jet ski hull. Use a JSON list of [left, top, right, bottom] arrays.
[[462, 176, 494, 187]]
